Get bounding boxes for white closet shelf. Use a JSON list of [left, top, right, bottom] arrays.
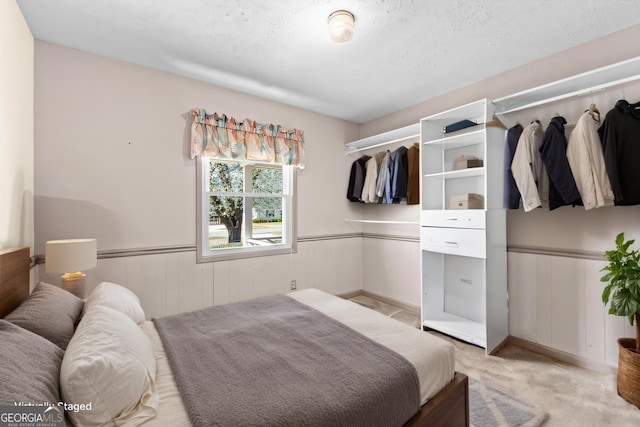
[[424, 167, 485, 180], [493, 55, 640, 115], [344, 218, 419, 225], [423, 313, 486, 347], [423, 127, 485, 149], [345, 123, 419, 154]]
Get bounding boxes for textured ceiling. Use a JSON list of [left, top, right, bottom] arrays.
[[16, 0, 640, 123]]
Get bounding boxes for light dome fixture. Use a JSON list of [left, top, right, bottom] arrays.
[[328, 10, 355, 43]]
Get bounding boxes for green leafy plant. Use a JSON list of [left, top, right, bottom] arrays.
[[601, 232, 640, 353]]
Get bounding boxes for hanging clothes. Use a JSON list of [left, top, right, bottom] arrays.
[[406, 143, 420, 205], [511, 120, 549, 212], [539, 116, 582, 210], [361, 152, 386, 203], [503, 123, 524, 209], [598, 99, 640, 205], [566, 111, 614, 209], [375, 151, 392, 203], [346, 155, 371, 202]]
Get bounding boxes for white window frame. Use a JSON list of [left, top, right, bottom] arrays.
[[196, 157, 296, 262]]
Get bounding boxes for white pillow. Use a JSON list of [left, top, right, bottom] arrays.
[[84, 282, 146, 324], [61, 305, 158, 427]]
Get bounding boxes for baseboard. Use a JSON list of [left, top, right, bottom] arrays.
[[336, 290, 363, 300], [507, 336, 617, 374], [360, 290, 420, 315]]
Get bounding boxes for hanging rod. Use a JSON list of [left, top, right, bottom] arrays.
[[494, 75, 640, 115], [493, 55, 640, 116], [344, 134, 420, 155], [345, 218, 420, 225]]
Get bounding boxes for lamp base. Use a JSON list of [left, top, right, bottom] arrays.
[[61, 272, 86, 299]]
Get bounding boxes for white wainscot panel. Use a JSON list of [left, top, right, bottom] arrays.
[[535, 255, 553, 347], [508, 252, 630, 367], [92, 252, 214, 319], [212, 239, 361, 305], [507, 252, 537, 342], [85, 239, 362, 319], [605, 308, 628, 366], [584, 260, 607, 364], [177, 251, 213, 314], [308, 238, 361, 296], [363, 238, 420, 307], [550, 256, 586, 357], [139, 254, 168, 320]]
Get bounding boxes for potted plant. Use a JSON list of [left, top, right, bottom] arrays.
[[601, 232, 640, 408]]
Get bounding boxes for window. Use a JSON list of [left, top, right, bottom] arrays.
[[197, 157, 296, 262]]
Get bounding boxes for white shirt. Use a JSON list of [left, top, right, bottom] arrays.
[[511, 121, 549, 212], [566, 111, 614, 209]]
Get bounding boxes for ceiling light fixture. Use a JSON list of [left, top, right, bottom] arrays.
[[328, 10, 355, 43]]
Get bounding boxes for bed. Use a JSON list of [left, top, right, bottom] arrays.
[[0, 246, 469, 426]]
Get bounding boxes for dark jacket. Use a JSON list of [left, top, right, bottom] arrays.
[[346, 155, 371, 202], [598, 99, 640, 205], [539, 116, 582, 210], [504, 123, 524, 209]]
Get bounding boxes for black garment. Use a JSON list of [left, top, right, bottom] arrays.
[[598, 100, 640, 205], [539, 116, 582, 210], [504, 123, 524, 209], [346, 155, 371, 202]]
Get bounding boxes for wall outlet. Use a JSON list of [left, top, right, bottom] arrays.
[[290, 280, 297, 290]]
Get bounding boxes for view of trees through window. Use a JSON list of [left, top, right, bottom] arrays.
[[208, 162, 284, 249]]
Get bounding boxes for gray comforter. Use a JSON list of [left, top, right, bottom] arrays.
[[153, 294, 420, 427]]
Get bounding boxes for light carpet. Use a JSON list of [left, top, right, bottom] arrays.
[[470, 378, 546, 427], [348, 294, 640, 426]]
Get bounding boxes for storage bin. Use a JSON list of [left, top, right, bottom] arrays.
[[453, 155, 483, 170], [448, 193, 484, 210]]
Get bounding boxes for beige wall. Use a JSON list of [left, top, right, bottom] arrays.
[[33, 41, 365, 306], [34, 42, 361, 255], [0, 0, 34, 251]]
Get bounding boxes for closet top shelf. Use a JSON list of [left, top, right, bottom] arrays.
[[345, 123, 419, 154], [493, 55, 640, 115]]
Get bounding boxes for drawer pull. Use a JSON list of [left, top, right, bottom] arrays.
[[444, 241, 458, 245]]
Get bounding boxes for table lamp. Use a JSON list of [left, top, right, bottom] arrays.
[[45, 239, 97, 298]]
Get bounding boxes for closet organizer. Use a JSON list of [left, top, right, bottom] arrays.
[[420, 99, 507, 354], [494, 56, 640, 210], [345, 123, 420, 225]]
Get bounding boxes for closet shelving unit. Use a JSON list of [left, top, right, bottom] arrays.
[[344, 123, 420, 155], [420, 99, 507, 354], [492, 55, 640, 116], [344, 123, 420, 225]]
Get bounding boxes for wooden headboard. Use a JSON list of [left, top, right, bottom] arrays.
[[0, 247, 30, 317]]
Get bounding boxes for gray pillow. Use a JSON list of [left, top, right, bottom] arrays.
[[5, 282, 84, 350], [0, 319, 64, 405]]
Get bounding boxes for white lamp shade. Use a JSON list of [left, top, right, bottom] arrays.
[[45, 239, 97, 274], [328, 10, 355, 43]]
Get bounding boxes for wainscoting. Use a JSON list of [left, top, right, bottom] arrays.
[[362, 235, 421, 307], [35, 235, 632, 369], [507, 251, 633, 369], [37, 237, 363, 320]]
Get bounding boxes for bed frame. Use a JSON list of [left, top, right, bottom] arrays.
[[0, 246, 469, 426]]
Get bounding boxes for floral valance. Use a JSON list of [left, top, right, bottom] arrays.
[[190, 109, 305, 168]]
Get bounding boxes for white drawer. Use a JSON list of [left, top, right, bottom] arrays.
[[420, 227, 486, 258], [420, 210, 485, 229]]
